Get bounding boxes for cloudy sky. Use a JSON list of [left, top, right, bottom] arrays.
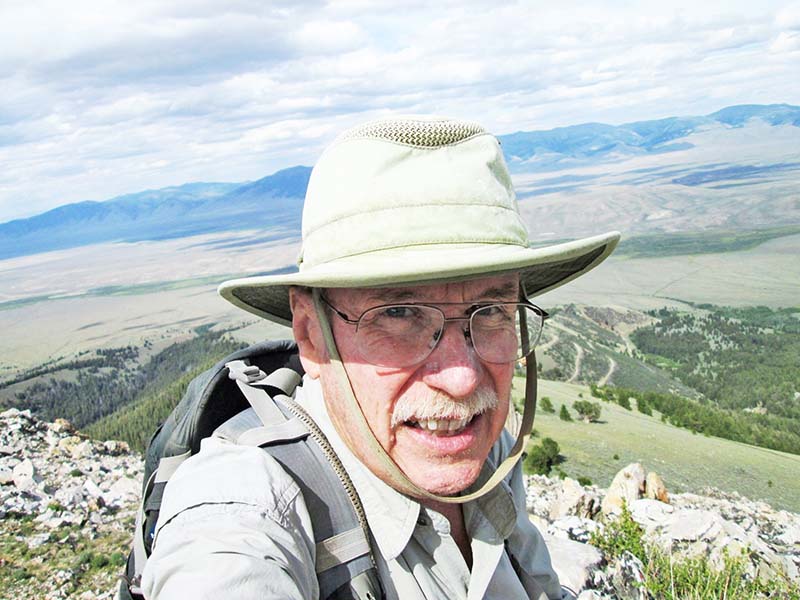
[[1, 0, 798, 222]]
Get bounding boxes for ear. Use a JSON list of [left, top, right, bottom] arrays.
[[289, 286, 326, 379]]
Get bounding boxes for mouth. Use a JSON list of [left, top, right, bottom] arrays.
[[404, 414, 477, 436]]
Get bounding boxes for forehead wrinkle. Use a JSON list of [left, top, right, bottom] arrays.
[[376, 280, 518, 303], [367, 288, 418, 303], [477, 281, 519, 301], [332, 276, 520, 308]]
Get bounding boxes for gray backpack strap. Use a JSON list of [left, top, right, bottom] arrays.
[[265, 416, 380, 599], [127, 451, 191, 597], [219, 372, 383, 600], [227, 360, 301, 425]]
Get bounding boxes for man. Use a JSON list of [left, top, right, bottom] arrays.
[[142, 116, 619, 599]]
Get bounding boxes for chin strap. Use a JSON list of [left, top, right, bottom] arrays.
[[312, 288, 537, 504]]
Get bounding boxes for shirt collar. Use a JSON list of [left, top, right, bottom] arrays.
[[296, 375, 518, 559]]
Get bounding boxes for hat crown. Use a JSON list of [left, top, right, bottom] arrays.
[[299, 116, 530, 269]]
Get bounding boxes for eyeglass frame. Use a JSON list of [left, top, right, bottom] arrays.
[[319, 295, 549, 367]]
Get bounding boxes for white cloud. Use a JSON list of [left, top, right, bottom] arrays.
[[770, 31, 800, 52], [292, 20, 365, 53], [0, 0, 798, 222]]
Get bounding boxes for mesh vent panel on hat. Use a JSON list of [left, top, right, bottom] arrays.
[[336, 118, 487, 148]]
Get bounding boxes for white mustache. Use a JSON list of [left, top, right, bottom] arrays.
[[391, 387, 499, 428]]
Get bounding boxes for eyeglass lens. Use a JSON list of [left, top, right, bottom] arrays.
[[354, 303, 545, 367]]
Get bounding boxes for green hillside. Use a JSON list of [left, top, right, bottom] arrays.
[[517, 378, 800, 513]]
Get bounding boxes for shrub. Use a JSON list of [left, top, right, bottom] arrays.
[[637, 398, 653, 416], [523, 437, 560, 475], [109, 552, 127, 567], [577, 476, 592, 486], [589, 503, 646, 562], [559, 405, 573, 422], [539, 396, 555, 413], [91, 553, 110, 569], [590, 505, 800, 599], [573, 400, 602, 422]]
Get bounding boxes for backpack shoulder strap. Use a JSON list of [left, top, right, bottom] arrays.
[[120, 347, 383, 600], [224, 363, 383, 600]]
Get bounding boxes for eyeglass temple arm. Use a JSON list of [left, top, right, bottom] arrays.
[[319, 295, 359, 325]]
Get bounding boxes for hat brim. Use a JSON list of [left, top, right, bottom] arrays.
[[218, 231, 620, 326]]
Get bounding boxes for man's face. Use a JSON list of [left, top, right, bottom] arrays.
[[299, 274, 518, 497]]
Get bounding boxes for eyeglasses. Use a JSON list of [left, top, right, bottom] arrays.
[[320, 296, 548, 368]]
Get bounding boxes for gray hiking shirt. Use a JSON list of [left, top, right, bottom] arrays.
[[141, 376, 564, 599]]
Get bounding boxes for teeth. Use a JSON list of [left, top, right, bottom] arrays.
[[414, 417, 471, 433], [449, 418, 467, 431]]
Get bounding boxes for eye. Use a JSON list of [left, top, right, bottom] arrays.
[[382, 306, 417, 319], [473, 304, 514, 325], [362, 305, 428, 328]]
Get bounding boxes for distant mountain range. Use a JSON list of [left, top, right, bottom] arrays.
[[1, 104, 798, 260], [0, 167, 311, 259], [501, 103, 800, 165]]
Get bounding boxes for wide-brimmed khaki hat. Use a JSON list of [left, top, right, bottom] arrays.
[[219, 116, 620, 324]]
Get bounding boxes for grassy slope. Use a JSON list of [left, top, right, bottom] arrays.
[[518, 378, 800, 513]]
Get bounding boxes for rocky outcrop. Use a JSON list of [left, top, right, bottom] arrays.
[[643, 471, 668, 503], [2, 409, 799, 600], [0, 408, 143, 600], [600, 462, 646, 515], [527, 466, 800, 598]]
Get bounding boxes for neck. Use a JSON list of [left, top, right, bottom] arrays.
[[424, 499, 473, 570]]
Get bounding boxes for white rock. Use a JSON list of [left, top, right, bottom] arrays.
[[550, 478, 600, 520], [71, 440, 95, 459], [106, 476, 140, 506], [0, 467, 14, 485], [666, 509, 723, 542], [782, 555, 799, 580], [602, 463, 646, 516], [548, 516, 599, 543], [83, 478, 104, 499], [777, 522, 800, 546], [644, 471, 669, 503], [54, 485, 84, 508], [13, 458, 43, 491], [529, 513, 550, 532], [610, 551, 647, 600], [28, 532, 51, 549], [103, 439, 130, 455], [545, 535, 603, 594], [1, 408, 26, 418], [629, 498, 675, 533]]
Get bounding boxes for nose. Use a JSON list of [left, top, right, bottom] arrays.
[[421, 320, 483, 399]]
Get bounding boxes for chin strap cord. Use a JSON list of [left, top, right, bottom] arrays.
[[312, 288, 537, 504]]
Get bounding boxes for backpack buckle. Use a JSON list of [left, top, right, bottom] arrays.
[[226, 360, 267, 384]]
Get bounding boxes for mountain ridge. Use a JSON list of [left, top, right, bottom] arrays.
[[1, 103, 798, 260], [502, 103, 800, 164]]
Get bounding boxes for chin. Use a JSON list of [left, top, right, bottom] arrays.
[[412, 462, 483, 497]]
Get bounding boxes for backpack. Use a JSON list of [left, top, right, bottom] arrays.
[[118, 339, 383, 600]]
